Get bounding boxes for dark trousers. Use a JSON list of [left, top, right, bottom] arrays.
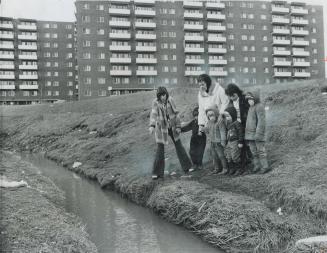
[[189, 134, 206, 166], [152, 129, 192, 177]]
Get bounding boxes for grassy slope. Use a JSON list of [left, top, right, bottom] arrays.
[[1, 80, 326, 252]]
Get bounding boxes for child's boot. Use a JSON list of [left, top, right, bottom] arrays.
[[233, 162, 243, 176], [252, 157, 261, 174], [229, 162, 238, 175], [259, 158, 271, 174]]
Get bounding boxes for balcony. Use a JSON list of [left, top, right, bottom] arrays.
[[208, 35, 226, 42], [17, 24, 37, 30], [109, 33, 131, 39], [206, 2, 225, 9], [0, 23, 14, 29], [18, 44, 37, 50], [208, 48, 227, 54], [134, 0, 155, 4], [272, 17, 290, 24], [135, 46, 156, 52], [184, 12, 203, 19], [209, 59, 227, 65], [185, 58, 205, 64], [19, 74, 38, 80], [136, 58, 157, 64], [184, 24, 203, 30], [109, 57, 132, 63], [291, 8, 308, 15], [135, 33, 156, 40], [292, 50, 310, 57], [273, 71, 292, 77], [273, 49, 291, 56], [18, 54, 38, 60], [109, 8, 130, 16], [135, 21, 156, 29], [273, 60, 292, 66], [0, 34, 14, 39], [206, 13, 226, 20], [109, 20, 131, 27], [293, 61, 310, 67], [0, 84, 15, 89], [0, 44, 14, 49], [293, 71, 310, 77], [184, 35, 204, 41], [0, 74, 15, 79], [135, 9, 156, 16], [184, 47, 204, 53], [291, 19, 309, 25], [109, 45, 131, 51], [271, 6, 289, 14], [110, 70, 132, 76], [272, 28, 290, 35], [19, 65, 38, 70], [109, 0, 130, 3], [207, 25, 226, 31], [185, 70, 205, 76], [0, 54, 14, 60], [17, 34, 37, 40], [183, 1, 202, 8], [209, 70, 228, 76], [19, 84, 39, 89], [0, 64, 15, 70], [272, 39, 291, 45], [136, 70, 157, 76], [291, 29, 309, 36], [292, 40, 309, 46]]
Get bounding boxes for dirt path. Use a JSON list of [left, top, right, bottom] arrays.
[[0, 151, 97, 253]]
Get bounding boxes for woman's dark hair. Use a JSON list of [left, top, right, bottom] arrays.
[[156, 86, 169, 100], [225, 83, 243, 97], [198, 74, 212, 93]]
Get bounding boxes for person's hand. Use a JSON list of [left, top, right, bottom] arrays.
[[238, 143, 243, 148], [149, 126, 154, 135], [176, 128, 181, 134]]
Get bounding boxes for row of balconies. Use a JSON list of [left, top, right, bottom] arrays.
[[183, 12, 226, 20], [109, 8, 156, 16], [109, 57, 157, 64], [0, 44, 37, 50], [274, 71, 311, 77], [109, 20, 156, 28], [109, 45, 156, 51], [184, 24, 226, 31], [185, 70, 227, 76], [0, 84, 38, 90], [272, 17, 309, 25], [109, 70, 157, 76], [108, 0, 155, 4], [109, 33, 156, 40], [0, 23, 36, 30], [0, 64, 37, 70], [271, 6, 309, 15], [272, 29, 309, 35], [185, 59, 227, 65], [185, 47, 227, 53], [0, 74, 38, 80], [273, 60, 311, 67], [0, 34, 37, 40], [0, 54, 38, 60], [183, 1, 225, 9], [273, 49, 310, 56], [273, 38, 310, 45]]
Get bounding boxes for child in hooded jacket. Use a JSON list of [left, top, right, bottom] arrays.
[[244, 92, 270, 174], [181, 106, 206, 171], [204, 106, 228, 174], [223, 106, 244, 175]]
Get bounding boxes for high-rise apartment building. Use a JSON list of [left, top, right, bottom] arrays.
[[75, 0, 325, 99], [0, 17, 77, 105]]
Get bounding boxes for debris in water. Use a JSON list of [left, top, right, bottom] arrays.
[[72, 162, 82, 168]]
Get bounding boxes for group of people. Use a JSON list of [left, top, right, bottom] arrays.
[[149, 74, 271, 180]]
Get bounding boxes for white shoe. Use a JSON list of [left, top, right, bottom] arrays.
[[189, 168, 195, 172], [152, 175, 158, 180], [170, 171, 177, 176]]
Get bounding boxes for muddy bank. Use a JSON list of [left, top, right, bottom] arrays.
[[1, 82, 327, 252], [0, 151, 97, 253]]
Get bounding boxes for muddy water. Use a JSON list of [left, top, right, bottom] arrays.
[[22, 154, 223, 253]]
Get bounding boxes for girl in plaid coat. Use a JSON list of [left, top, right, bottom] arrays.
[[149, 87, 192, 179]]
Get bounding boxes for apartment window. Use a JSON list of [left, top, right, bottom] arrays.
[[169, 9, 175, 14], [263, 47, 268, 52], [97, 41, 105, 47], [230, 56, 235, 61], [53, 81, 59, 87], [51, 33, 58, 39], [243, 56, 248, 62], [84, 65, 91, 72], [312, 18, 316, 24], [170, 43, 176, 49], [261, 3, 266, 9], [97, 29, 104, 35], [161, 31, 168, 37], [44, 42, 50, 47], [98, 90, 106, 96], [242, 24, 247, 29], [228, 34, 234, 40], [54, 72, 59, 77], [171, 20, 176, 26], [312, 7, 316, 13], [312, 28, 317, 33], [53, 62, 59, 67], [249, 35, 255, 40], [46, 81, 51, 87], [251, 57, 256, 63], [68, 90, 73, 96], [248, 14, 254, 19], [264, 68, 269, 73], [98, 66, 105, 72], [97, 17, 105, 23], [262, 25, 267, 30], [252, 68, 256, 73], [241, 35, 247, 40], [53, 43, 58, 48], [313, 59, 318, 64], [51, 23, 57, 29], [161, 20, 167, 25], [250, 46, 255, 51], [229, 67, 235, 73], [98, 53, 105, 59], [83, 53, 91, 59], [66, 43, 72, 48], [43, 23, 50, 28], [67, 81, 73, 86], [169, 32, 176, 38], [44, 52, 51, 57], [263, 36, 268, 41], [263, 57, 268, 63], [227, 23, 234, 29], [162, 66, 169, 72], [46, 91, 51, 96], [83, 28, 90, 35], [83, 40, 91, 47], [312, 48, 317, 54], [84, 78, 91, 84], [242, 46, 248, 51], [84, 90, 91, 96], [82, 3, 89, 9], [229, 45, 234, 51], [161, 43, 168, 49], [311, 39, 317, 44], [52, 52, 58, 58], [171, 55, 176, 60], [66, 24, 72, 29], [161, 55, 168, 60], [44, 33, 50, 38], [227, 12, 234, 18], [96, 4, 104, 10], [67, 34, 73, 39], [171, 66, 177, 72], [98, 78, 105, 84], [82, 16, 90, 23], [260, 15, 267, 20], [45, 62, 51, 67]]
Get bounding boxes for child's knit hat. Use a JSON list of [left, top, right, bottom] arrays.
[[205, 106, 219, 121], [224, 106, 237, 122]]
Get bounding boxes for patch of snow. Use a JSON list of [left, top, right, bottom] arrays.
[[0, 176, 28, 188], [296, 235, 327, 245], [277, 207, 283, 215]]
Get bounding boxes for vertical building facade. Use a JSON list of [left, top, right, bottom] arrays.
[[0, 17, 77, 104], [75, 0, 325, 100]]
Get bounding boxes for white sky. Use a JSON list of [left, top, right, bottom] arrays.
[[0, 0, 326, 76]]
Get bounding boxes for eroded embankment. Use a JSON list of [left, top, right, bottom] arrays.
[[0, 151, 97, 253], [1, 85, 327, 252]]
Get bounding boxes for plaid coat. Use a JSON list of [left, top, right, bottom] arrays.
[[149, 97, 181, 145]]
